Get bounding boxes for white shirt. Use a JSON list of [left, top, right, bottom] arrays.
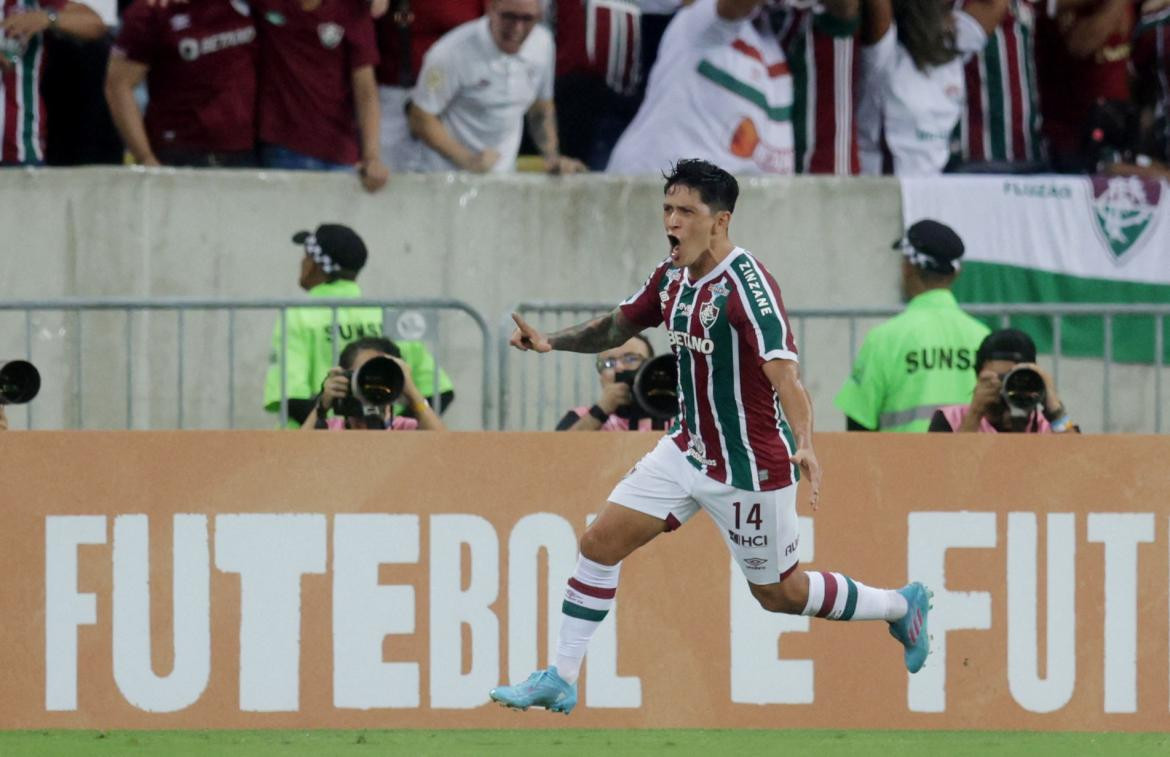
[[606, 0, 795, 175], [411, 17, 555, 173], [857, 18, 987, 177]]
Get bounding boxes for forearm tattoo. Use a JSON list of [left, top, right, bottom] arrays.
[[548, 309, 636, 353]]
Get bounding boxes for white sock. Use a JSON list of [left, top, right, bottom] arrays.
[[554, 555, 621, 685], [800, 570, 906, 621]]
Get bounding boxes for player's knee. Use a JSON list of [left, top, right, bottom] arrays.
[[579, 529, 620, 565]]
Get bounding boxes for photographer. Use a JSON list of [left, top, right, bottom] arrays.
[[928, 329, 1077, 433], [302, 337, 446, 431], [556, 334, 670, 431]]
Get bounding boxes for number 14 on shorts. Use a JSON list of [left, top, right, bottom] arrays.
[[733, 501, 763, 530]]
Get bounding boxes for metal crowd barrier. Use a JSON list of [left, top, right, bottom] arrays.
[[499, 302, 1170, 433], [0, 298, 493, 430]]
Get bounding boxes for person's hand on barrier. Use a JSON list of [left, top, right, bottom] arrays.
[[597, 381, 631, 415], [510, 313, 551, 353], [545, 155, 587, 175], [358, 156, 389, 193], [466, 148, 500, 173], [969, 370, 1002, 419], [791, 447, 821, 510], [319, 367, 350, 407]]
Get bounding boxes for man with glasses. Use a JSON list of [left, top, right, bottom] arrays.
[[407, 0, 585, 173], [556, 334, 666, 431]]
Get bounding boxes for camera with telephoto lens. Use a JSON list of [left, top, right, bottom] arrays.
[[0, 360, 40, 405], [1000, 366, 1046, 417], [331, 355, 405, 419], [614, 354, 679, 422]]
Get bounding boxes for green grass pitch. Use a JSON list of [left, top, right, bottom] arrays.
[[2, 729, 1168, 756]]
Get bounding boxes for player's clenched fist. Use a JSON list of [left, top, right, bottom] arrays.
[[509, 313, 552, 353]]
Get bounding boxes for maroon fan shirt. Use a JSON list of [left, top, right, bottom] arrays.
[[374, 0, 482, 88], [114, 0, 257, 154], [252, 0, 379, 164], [1035, 0, 1134, 160]]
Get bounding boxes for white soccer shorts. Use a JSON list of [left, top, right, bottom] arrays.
[[608, 436, 800, 585]]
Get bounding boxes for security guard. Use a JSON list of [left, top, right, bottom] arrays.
[[263, 224, 454, 426], [835, 219, 990, 432]]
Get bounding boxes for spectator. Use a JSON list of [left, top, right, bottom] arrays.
[[263, 223, 454, 427], [834, 219, 991, 431], [952, 0, 1048, 171], [929, 328, 1077, 432], [1131, 0, 1169, 163], [252, 0, 389, 191], [607, 0, 797, 175], [553, 0, 642, 170], [42, 0, 123, 166], [857, 0, 988, 177], [105, 0, 257, 167], [407, 0, 583, 174], [0, 0, 105, 166], [773, 0, 863, 175], [1035, 0, 1135, 172], [374, 0, 482, 171], [301, 336, 447, 430], [556, 334, 670, 431]]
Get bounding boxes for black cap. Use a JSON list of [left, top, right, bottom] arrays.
[[975, 328, 1037, 372], [893, 219, 965, 274], [292, 223, 368, 273]]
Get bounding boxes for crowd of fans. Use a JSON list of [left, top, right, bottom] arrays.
[[0, 0, 1165, 180]]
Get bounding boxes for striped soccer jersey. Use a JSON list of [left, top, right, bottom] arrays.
[[0, 0, 64, 164], [958, 0, 1044, 163], [620, 248, 800, 492], [774, 6, 860, 175]]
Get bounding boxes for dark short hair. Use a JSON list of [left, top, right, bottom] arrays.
[[631, 333, 654, 358], [663, 159, 739, 214], [339, 337, 401, 370], [974, 329, 1037, 373]]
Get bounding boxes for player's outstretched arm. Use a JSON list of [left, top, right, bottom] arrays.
[[764, 359, 822, 510], [549, 308, 642, 354]]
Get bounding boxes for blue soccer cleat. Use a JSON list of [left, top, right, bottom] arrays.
[[888, 582, 931, 674], [489, 667, 578, 715]]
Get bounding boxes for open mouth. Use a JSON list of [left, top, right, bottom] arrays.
[[667, 235, 680, 261]]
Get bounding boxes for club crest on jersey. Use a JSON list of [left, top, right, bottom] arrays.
[[698, 301, 720, 329], [318, 22, 344, 49]]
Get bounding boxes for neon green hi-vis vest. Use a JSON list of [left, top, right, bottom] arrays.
[[263, 280, 454, 426], [834, 289, 991, 432]]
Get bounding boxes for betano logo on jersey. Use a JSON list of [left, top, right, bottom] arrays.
[[668, 330, 714, 354]]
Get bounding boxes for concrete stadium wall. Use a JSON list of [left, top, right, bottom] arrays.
[[0, 167, 1156, 431]]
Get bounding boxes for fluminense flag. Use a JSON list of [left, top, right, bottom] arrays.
[[900, 174, 1170, 363]]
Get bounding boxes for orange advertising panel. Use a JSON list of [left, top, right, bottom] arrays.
[[0, 432, 1167, 731]]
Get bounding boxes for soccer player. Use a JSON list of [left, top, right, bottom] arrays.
[[490, 159, 931, 715]]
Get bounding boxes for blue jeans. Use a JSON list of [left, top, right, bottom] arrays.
[[259, 143, 352, 172]]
